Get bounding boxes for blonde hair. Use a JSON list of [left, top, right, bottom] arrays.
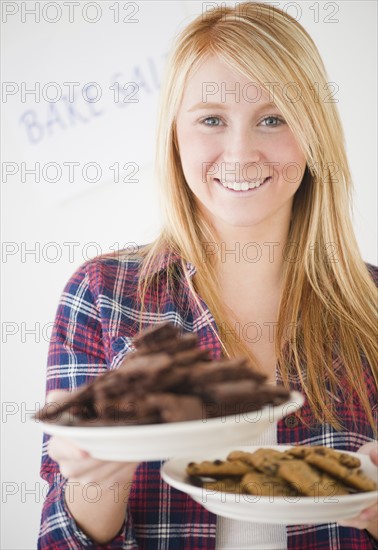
[[106, 2, 377, 433]]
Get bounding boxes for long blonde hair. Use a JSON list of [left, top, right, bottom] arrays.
[[107, 3, 377, 433]]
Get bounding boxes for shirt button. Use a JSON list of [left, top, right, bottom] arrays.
[[285, 415, 298, 427]]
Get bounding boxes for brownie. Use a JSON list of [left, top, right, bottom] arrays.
[[35, 322, 292, 427]]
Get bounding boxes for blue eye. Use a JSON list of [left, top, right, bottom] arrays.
[[199, 114, 285, 127], [201, 116, 222, 126], [261, 116, 284, 127]]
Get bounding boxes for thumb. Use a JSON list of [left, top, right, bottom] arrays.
[[369, 448, 378, 466], [34, 390, 71, 422], [46, 389, 70, 404], [358, 441, 378, 466]]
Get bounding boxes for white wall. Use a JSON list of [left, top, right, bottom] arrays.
[[1, 1, 377, 548]]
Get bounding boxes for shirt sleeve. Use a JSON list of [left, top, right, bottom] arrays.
[[37, 260, 139, 549]]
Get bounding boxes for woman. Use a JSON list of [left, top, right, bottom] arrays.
[[38, 2, 378, 549]]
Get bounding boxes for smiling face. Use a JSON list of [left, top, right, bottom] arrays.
[[175, 55, 307, 234]]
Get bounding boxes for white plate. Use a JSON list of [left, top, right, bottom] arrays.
[[161, 445, 378, 524], [38, 391, 304, 461]]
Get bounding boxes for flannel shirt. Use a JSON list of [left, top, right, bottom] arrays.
[[38, 250, 378, 550]]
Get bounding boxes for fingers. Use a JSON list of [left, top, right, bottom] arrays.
[[48, 435, 91, 480], [339, 441, 378, 533], [48, 438, 104, 481], [48, 434, 139, 484], [48, 435, 89, 462], [368, 448, 378, 467], [45, 390, 140, 485], [358, 440, 378, 467], [357, 441, 378, 456], [359, 505, 378, 523], [338, 503, 378, 530]]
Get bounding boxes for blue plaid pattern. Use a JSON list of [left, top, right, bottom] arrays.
[[38, 252, 378, 549]]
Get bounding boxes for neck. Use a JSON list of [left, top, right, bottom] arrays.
[[208, 218, 291, 291]]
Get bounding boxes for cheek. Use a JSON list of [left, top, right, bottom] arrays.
[[179, 136, 219, 176], [180, 146, 200, 180], [276, 142, 306, 182]]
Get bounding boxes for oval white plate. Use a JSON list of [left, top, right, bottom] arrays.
[[38, 391, 304, 461], [161, 445, 378, 524]]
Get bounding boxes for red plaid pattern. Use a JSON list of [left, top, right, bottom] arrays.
[[38, 252, 378, 549]]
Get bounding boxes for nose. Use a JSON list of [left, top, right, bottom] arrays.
[[219, 125, 263, 182]]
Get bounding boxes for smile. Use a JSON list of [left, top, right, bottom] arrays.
[[214, 176, 272, 193]]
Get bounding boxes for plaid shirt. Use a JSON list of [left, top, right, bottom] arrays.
[[38, 251, 378, 550]]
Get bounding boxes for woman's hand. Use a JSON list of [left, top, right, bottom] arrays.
[[46, 390, 139, 486], [46, 390, 140, 487], [337, 441, 378, 540], [45, 390, 140, 544], [46, 390, 139, 487], [48, 434, 140, 487]]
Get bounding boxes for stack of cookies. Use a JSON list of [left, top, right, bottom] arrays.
[[186, 446, 377, 496], [35, 322, 290, 427]]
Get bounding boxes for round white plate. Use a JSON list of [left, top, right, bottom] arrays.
[[38, 391, 304, 461], [161, 445, 378, 524]]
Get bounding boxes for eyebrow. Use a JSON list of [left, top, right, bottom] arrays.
[[187, 101, 277, 112]]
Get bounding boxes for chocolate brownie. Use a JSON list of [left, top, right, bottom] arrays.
[[35, 322, 291, 427]]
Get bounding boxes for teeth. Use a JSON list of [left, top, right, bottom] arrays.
[[219, 179, 266, 191], [249, 181, 261, 189]]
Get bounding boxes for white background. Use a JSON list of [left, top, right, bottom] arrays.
[[1, 1, 377, 548]]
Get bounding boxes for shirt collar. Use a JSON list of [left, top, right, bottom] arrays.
[[138, 249, 197, 280]]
